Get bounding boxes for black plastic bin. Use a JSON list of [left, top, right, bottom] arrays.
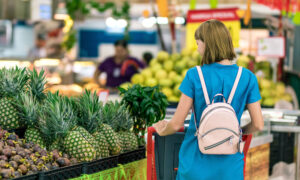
[[118, 146, 146, 164], [83, 156, 119, 174], [38, 163, 84, 180], [13, 173, 39, 180], [154, 132, 185, 180]]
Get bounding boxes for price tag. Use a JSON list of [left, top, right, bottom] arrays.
[[97, 89, 109, 103]]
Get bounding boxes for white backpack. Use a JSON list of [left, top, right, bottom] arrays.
[[193, 66, 244, 155]]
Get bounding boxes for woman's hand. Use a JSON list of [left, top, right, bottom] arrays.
[[153, 120, 169, 136]]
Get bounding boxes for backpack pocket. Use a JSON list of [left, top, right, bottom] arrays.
[[198, 128, 240, 154]]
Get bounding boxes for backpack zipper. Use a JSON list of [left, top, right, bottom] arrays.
[[201, 127, 239, 138], [204, 135, 234, 150]]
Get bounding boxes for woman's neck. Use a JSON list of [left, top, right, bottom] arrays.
[[217, 59, 231, 65]]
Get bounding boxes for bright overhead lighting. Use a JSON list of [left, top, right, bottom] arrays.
[[142, 17, 156, 28], [157, 17, 168, 24], [106, 17, 128, 29], [106, 17, 117, 28], [117, 19, 128, 28], [175, 17, 185, 24]]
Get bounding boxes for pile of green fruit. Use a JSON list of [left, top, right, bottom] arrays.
[[258, 78, 292, 106], [0, 129, 77, 179], [121, 48, 201, 102], [236, 54, 292, 106]]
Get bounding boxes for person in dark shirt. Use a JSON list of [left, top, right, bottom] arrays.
[[94, 39, 145, 90]]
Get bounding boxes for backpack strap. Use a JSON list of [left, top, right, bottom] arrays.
[[227, 66, 243, 104], [196, 66, 210, 105]]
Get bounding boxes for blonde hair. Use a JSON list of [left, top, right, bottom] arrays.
[[194, 20, 236, 65]]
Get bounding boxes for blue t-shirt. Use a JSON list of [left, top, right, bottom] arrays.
[[177, 63, 261, 180]]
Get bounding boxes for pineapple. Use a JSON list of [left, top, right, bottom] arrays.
[[105, 102, 138, 152], [100, 102, 122, 155], [39, 92, 96, 162], [76, 90, 109, 158], [0, 67, 29, 129], [16, 69, 47, 148], [93, 132, 110, 158]]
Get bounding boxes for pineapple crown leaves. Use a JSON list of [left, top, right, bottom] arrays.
[[119, 84, 168, 127], [39, 92, 77, 146], [103, 101, 134, 132], [28, 68, 47, 102], [77, 90, 102, 134], [15, 92, 40, 128], [0, 67, 29, 98]]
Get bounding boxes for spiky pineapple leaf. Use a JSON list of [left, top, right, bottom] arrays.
[[0, 67, 29, 98], [28, 69, 47, 102], [102, 101, 133, 132], [76, 90, 102, 134], [15, 92, 39, 128], [39, 92, 77, 146]]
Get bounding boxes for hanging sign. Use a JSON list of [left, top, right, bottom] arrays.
[[257, 37, 285, 58], [185, 8, 241, 50]]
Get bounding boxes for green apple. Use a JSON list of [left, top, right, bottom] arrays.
[[145, 78, 158, 87], [163, 60, 174, 72], [131, 74, 144, 84], [151, 64, 162, 74], [168, 96, 180, 102], [141, 68, 153, 79], [155, 69, 168, 80], [149, 58, 159, 67], [157, 51, 169, 62], [159, 79, 173, 87], [172, 75, 183, 84], [168, 71, 177, 79], [162, 87, 173, 97]]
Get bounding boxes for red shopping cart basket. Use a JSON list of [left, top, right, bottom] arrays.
[[147, 126, 252, 180]]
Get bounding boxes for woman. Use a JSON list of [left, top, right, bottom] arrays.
[[153, 20, 264, 180], [94, 39, 145, 90]]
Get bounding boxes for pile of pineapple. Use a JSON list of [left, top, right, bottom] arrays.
[[0, 67, 138, 169]]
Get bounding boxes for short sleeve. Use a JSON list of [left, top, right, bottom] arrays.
[[179, 69, 194, 99], [98, 61, 107, 72], [246, 74, 261, 104]]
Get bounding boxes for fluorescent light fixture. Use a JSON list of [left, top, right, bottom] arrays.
[[157, 17, 168, 24], [142, 17, 156, 28], [117, 19, 128, 28], [175, 17, 185, 24]]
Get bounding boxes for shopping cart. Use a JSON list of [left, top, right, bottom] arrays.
[[147, 126, 252, 180]]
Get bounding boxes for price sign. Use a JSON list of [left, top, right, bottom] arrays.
[[186, 8, 241, 50], [257, 37, 285, 58], [98, 89, 109, 103]]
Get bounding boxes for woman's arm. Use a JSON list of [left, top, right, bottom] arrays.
[[153, 93, 193, 136], [242, 102, 264, 134]]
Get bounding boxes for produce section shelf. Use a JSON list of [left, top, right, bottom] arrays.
[[11, 147, 146, 180]]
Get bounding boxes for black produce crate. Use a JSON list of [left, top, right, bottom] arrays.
[[118, 146, 146, 164], [83, 155, 118, 174], [38, 163, 84, 180], [13, 173, 39, 180]]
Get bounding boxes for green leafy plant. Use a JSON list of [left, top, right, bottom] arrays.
[[119, 84, 168, 145]]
